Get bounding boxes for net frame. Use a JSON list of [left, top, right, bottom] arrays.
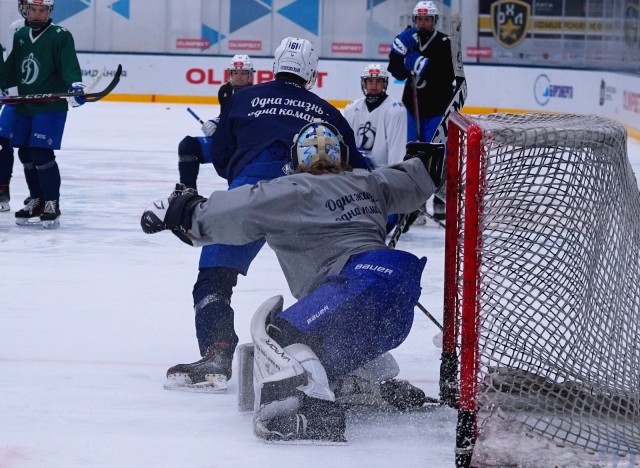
[[441, 112, 640, 467]]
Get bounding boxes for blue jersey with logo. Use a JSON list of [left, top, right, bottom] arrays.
[[211, 77, 369, 183]]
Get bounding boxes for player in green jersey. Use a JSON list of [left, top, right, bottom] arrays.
[[3, 0, 86, 229]]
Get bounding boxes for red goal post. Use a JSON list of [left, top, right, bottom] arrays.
[[441, 112, 640, 467]]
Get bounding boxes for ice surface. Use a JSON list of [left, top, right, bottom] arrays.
[[1, 103, 638, 467], [0, 102, 455, 468]]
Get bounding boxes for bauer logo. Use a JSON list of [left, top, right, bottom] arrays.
[[533, 74, 573, 106]]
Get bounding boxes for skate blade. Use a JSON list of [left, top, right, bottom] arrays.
[[163, 373, 228, 394], [42, 219, 60, 230], [0, 202, 10, 212], [262, 438, 348, 446], [16, 217, 42, 226]]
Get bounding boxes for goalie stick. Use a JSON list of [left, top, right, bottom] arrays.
[[388, 13, 466, 243], [0, 64, 123, 105]]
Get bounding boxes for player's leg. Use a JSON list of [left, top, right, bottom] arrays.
[[164, 239, 266, 393], [0, 105, 17, 211], [177, 136, 211, 191], [13, 115, 45, 224], [25, 111, 66, 229]]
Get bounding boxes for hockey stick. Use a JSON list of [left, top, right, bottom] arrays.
[[0, 64, 123, 105], [186, 107, 205, 124], [410, 72, 421, 142]]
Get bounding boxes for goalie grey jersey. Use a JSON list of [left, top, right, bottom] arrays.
[[343, 96, 407, 168], [189, 158, 433, 299]]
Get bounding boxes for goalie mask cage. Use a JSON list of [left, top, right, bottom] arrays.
[[440, 112, 640, 467]]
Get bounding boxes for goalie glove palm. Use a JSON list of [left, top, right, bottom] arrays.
[[404, 142, 445, 188]]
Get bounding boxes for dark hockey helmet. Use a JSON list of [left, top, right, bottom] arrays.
[[18, 0, 28, 19], [290, 120, 349, 170]]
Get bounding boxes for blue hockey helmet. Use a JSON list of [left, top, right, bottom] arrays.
[[290, 120, 349, 170]]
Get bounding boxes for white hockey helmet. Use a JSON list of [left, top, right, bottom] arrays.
[[228, 54, 254, 88], [413, 1, 439, 25], [26, 0, 54, 30], [290, 120, 349, 170], [360, 63, 389, 96], [229, 54, 254, 73], [273, 37, 319, 90]]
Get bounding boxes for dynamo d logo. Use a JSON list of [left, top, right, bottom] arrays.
[[490, 0, 531, 48], [20, 53, 40, 85]]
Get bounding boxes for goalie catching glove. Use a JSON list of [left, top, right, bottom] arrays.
[[140, 191, 206, 246], [404, 142, 445, 188]]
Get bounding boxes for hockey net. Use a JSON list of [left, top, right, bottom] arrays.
[[440, 112, 640, 467]]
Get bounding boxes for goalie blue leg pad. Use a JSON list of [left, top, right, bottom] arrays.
[[274, 249, 426, 381]]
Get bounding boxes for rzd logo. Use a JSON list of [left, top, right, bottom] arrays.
[[491, 0, 531, 48]]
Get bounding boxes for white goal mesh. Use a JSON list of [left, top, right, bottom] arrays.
[[443, 113, 640, 465]]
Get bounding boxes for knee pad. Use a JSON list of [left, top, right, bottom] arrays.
[[17, 147, 32, 165], [178, 136, 202, 163], [29, 148, 55, 168]]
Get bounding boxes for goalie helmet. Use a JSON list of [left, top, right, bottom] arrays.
[[360, 63, 389, 96], [413, 1, 439, 26], [273, 37, 319, 90], [290, 120, 349, 170], [26, 0, 54, 31], [228, 54, 254, 88]]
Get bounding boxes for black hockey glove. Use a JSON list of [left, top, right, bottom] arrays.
[[403, 142, 445, 188], [140, 193, 206, 245]]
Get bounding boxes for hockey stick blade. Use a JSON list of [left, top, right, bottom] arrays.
[[0, 64, 123, 105], [84, 64, 123, 102]]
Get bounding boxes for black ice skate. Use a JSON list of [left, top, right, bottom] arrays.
[[164, 343, 233, 393], [15, 198, 44, 226], [379, 379, 439, 410], [40, 200, 61, 229], [255, 396, 347, 444], [0, 184, 10, 212]]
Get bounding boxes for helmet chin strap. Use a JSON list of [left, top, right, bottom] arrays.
[[365, 93, 387, 105]]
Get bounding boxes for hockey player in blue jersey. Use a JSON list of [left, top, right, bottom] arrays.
[[141, 121, 444, 442], [163, 37, 372, 394], [175, 54, 254, 192]]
